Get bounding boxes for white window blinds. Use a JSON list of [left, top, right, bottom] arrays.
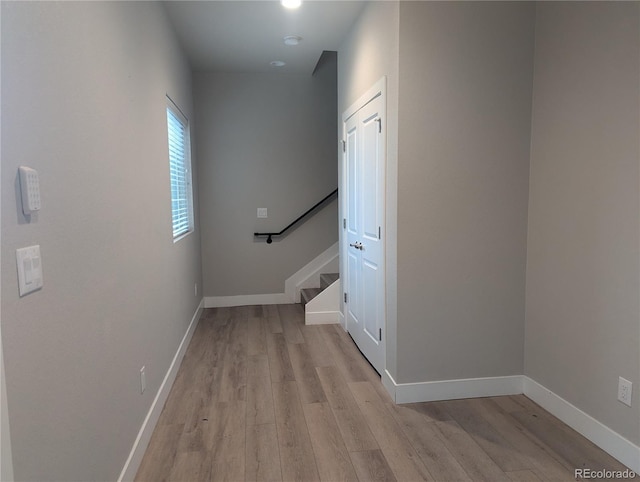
[[166, 101, 193, 240]]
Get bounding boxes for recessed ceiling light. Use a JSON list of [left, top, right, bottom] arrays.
[[281, 0, 301, 9], [270, 60, 286, 67], [283, 35, 302, 46]]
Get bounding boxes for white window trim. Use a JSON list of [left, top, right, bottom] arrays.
[[166, 96, 194, 242]]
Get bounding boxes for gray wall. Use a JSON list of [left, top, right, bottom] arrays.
[[195, 62, 338, 297], [525, 2, 640, 445], [338, 0, 400, 378], [396, 2, 535, 382], [1, 2, 202, 480]]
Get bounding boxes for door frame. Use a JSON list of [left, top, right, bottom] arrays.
[[340, 77, 387, 370]]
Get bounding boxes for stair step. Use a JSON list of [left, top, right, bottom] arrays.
[[301, 273, 340, 307], [320, 272, 339, 290], [300, 287, 322, 307]]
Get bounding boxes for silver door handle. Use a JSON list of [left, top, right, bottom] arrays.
[[349, 242, 363, 250]]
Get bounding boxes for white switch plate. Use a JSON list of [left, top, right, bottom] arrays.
[[257, 208, 268, 218], [16, 245, 43, 297]]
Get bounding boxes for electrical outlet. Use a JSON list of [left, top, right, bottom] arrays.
[[618, 377, 632, 407], [140, 366, 146, 394], [257, 208, 267, 218]]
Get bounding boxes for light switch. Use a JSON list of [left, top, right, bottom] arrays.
[[257, 208, 268, 218], [16, 245, 43, 297]]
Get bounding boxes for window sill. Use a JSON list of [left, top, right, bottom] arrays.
[[173, 230, 193, 243]]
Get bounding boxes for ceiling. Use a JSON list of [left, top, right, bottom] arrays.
[[163, 1, 367, 75]]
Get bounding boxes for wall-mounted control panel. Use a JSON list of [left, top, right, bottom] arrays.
[[18, 166, 41, 215], [16, 245, 43, 296]]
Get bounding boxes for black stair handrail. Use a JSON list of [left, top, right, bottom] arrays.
[[254, 188, 338, 244]]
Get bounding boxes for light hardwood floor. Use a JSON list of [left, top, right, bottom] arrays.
[[135, 304, 631, 481]]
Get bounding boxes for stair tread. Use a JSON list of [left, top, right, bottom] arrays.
[[319, 272, 339, 289], [301, 273, 340, 307], [301, 287, 322, 306]]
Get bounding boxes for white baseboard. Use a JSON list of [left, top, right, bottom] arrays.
[[380, 371, 639, 472], [382, 371, 523, 404], [305, 311, 340, 325], [285, 241, 339, 303], [382, 370, 397, 399], [204, 293, 291, 308], [523, 376, 640, 473], [118, 300, 203, 482]]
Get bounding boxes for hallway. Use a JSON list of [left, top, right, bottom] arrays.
[[135, 305, 628, 481]]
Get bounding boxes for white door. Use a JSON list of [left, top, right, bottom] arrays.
[[343, 85, 385, 375]]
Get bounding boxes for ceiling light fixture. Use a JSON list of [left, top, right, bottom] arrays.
[[283, 35, 302, 46], [270, 60, 286, 67], [281, 0, 301, 9]]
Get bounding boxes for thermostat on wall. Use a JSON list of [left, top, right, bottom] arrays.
[[18, 166, 41, 215]]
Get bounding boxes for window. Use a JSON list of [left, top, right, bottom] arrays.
[[166, 97, 193, 240]]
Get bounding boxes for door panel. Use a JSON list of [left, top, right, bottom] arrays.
[[347, 250, 360, 327], [346, 127, 358, 235], [362, 259, 379, 343], [362, 113, 379, 242]]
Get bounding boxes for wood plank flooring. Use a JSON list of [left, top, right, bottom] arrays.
[[135, 305, 631, 481]]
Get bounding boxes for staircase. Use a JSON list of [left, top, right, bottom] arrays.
[[300, 273, 339, 306], [300, 273, 340, 325]]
